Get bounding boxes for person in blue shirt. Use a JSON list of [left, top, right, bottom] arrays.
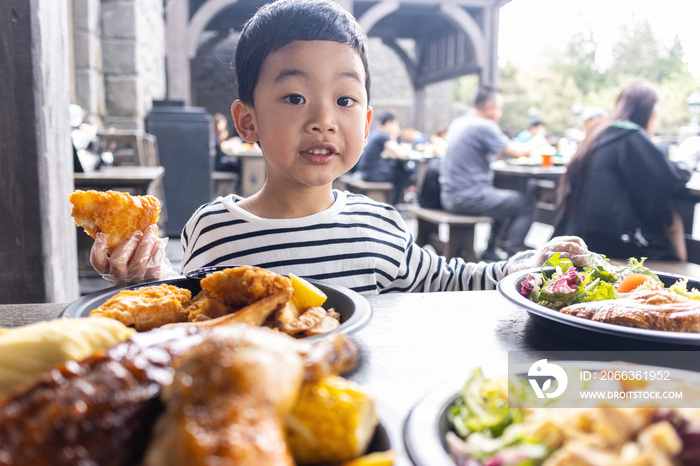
[[356, 111, 412, 204], [515, 119, 546, 143]]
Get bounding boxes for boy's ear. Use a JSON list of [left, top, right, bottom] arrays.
[[364, 106, 373, 145], [231, 100, 259, 143]]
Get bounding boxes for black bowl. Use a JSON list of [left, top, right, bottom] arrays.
[[62, 270, 372, 341]]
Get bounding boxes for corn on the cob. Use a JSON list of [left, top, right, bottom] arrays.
[[286, 375, 378, 465], [341, 451, 396, 466], [0, 317, 134, 398]]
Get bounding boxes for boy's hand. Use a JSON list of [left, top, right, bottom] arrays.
[[506, 236, 590, 273], [90, 224, 172, 286]]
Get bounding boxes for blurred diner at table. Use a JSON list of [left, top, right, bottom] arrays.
[[554, 81, 692, 262], [400, 126, 429, 151], [440, 85, 552, 261], [582, 106, 608, 136], [356, 111, 413, 205], [212, 112, 241, 174], [514, 118, 547, 143]]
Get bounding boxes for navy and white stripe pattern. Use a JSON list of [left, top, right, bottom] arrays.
[[181, 191, 508, 295]]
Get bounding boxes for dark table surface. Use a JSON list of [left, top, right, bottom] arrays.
[[4, 288, 699, 464]]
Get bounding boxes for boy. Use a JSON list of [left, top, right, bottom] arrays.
[[91, 0, 589, 293]]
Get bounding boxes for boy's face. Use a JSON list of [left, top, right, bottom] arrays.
[[233, 40, 372, 190]]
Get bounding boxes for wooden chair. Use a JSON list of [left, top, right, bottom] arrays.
[[337, 174, 393, 204], [406, 204, 492, 262], [95, 129, 168, 227]]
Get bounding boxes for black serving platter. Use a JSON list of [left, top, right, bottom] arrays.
[[498, 268, 700, 347]]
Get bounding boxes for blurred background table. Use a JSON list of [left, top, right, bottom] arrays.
[[492, 160, 566, 226], [74, 166, 164, 196]]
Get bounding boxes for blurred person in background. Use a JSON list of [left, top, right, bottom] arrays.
[[514, 119, 547, 143], [356, 111, 412, 204], [213, 113, 240, 173], [581, 107, 607, 136], [554, 81, 692, 261], [400, 126, 429, 150], [440, 85, 550, 261]]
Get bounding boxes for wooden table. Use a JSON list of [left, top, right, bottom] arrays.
[[492, 161, 566, 226], [3, 289, 695, 464], [74, 166, 165, 195]]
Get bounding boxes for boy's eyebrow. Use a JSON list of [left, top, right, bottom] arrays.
[[274, 69, 307, 82], [273, 69, 364, 85]]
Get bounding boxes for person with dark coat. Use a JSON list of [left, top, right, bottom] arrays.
[[554, 81, 692, 261]]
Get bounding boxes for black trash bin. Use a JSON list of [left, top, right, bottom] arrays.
[[146, 100, 214, 237]]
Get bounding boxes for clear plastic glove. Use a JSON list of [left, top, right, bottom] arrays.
[[90, 224, 176, 286], [506, 236, 590, 274]]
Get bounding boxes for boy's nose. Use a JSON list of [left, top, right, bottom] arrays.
[[307, 104, 338, 134]]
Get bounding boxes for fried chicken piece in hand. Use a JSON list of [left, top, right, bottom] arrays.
[[143, 325, 359, 466], [89, 284, 191, 331], [69, 190, 160, 254]]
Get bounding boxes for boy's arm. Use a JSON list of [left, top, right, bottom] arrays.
[[396, 236, 590, 292], [90, 224, 178, 286]]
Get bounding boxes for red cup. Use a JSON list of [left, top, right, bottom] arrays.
[[541, 153, 553, 167]]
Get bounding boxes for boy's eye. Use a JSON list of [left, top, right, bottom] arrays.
[[337, 97, 355, 108], [283, 94, 305, 105]]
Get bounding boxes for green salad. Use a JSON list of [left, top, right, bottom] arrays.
[[518, 253, 700, 311], [446, 368, 548, 466]]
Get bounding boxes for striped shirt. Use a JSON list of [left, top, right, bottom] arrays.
[[181, 191, 509, 295]]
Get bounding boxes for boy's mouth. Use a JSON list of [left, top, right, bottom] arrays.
[[300, 145, 338, 163]]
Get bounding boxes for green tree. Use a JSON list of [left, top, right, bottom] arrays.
[[560, 29, 605, 96], [658, 35, 689, 82], [609, 16, 663, 83]]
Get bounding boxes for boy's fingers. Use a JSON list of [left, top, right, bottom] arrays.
[[90, 233, 110, 274], [109, 230, 144, 276], [144, 240, 166, 281], [129, 234, 158, 281]]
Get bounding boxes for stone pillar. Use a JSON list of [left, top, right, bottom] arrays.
[[0, 0, 79, 303], [165, 0, 190, 104], [72, 0, 104, 126], [102, 0, 165, 129]]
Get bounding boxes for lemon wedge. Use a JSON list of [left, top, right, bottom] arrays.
[[289, 273, 327, 310]]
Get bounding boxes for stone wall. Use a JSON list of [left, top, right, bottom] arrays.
[[72, 0, 166, 130], [72, 0, 104, 126], [367, 38, 464, 135]]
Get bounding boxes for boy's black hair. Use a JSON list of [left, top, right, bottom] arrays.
[[235, 0, 371, 106]]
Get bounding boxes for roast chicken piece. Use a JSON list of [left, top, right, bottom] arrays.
[[561, 289, 700, 332], [0, 324, 359, 466], [144, 325, 307, 465]]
